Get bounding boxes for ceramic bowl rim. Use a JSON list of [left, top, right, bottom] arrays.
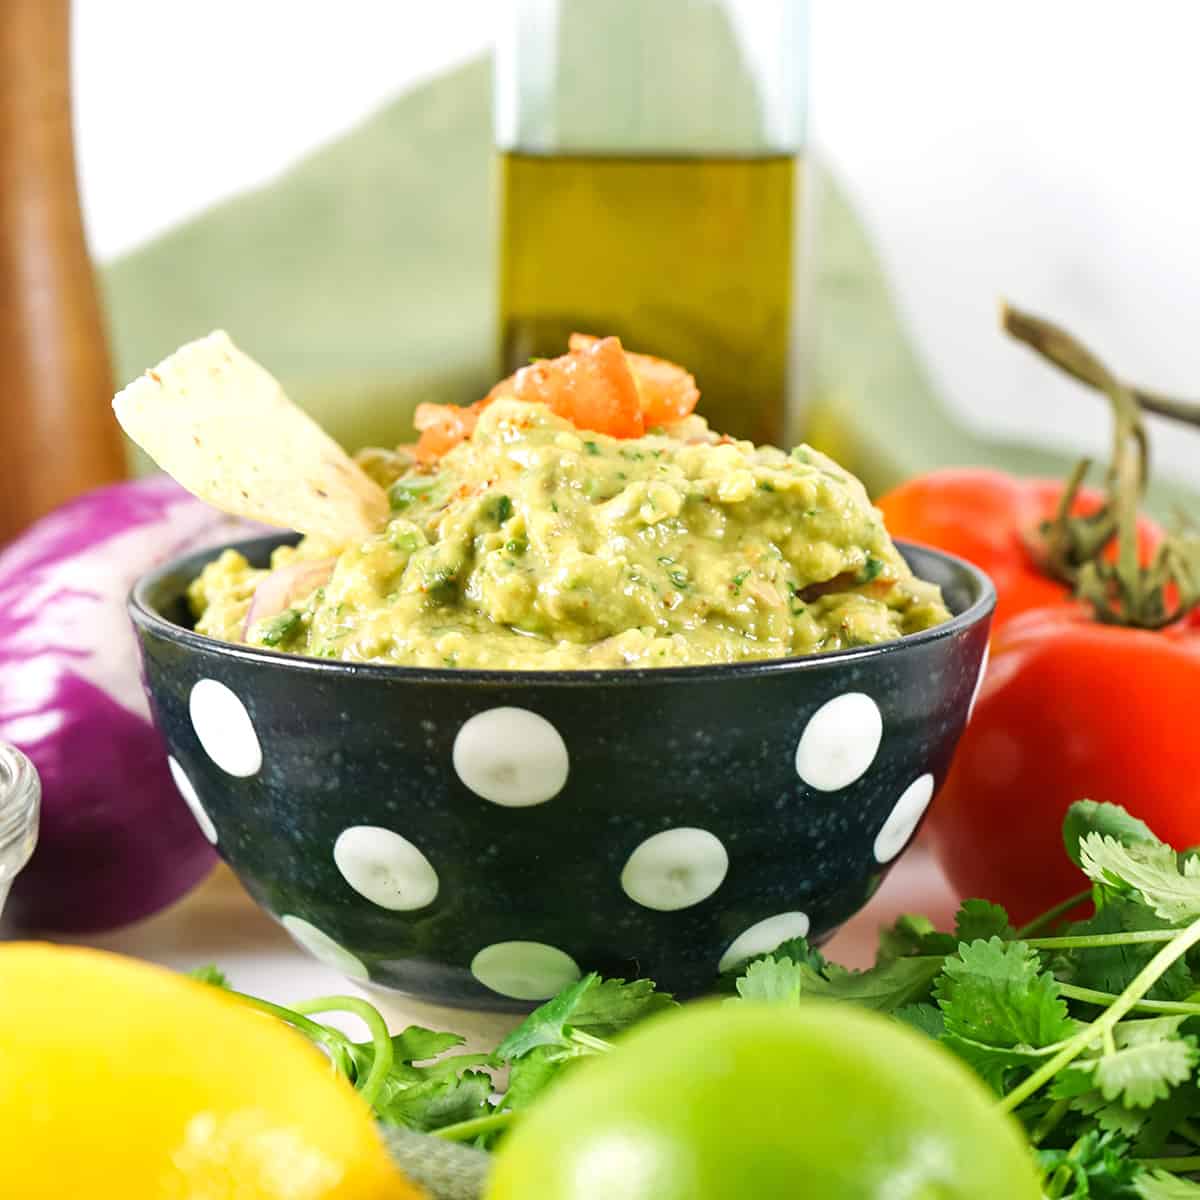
[[129, 535, 996, 689]]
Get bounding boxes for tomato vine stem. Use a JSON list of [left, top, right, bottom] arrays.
[[1002, 303, 1200, 628]]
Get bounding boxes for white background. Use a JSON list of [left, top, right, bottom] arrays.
[[73, 1, 1200, 485]]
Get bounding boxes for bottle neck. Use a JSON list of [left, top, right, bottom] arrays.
[[494, 0, 808, 156]]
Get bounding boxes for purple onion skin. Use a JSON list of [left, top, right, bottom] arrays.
[[0, 475, 266, 933]]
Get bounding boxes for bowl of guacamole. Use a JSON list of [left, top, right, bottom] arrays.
[[188, 398, 952, 670], [125, 333, 992, 1007]]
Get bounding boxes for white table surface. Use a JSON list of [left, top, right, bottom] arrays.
[[34, 843, 961, 1052]]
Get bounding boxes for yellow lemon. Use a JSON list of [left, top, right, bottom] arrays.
[[0, 942, 421, 1200]]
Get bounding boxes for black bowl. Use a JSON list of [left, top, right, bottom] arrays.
[[130, 536, 993, 1010]]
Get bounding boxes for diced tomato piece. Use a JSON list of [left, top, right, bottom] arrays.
[[507, 336, 644, 439], [569, 333, 699, 425], [412, 335, 664, 460], [414, 403, 480, 463]]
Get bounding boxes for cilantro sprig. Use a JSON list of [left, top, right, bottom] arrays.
[[188, 967, 676, 1148], [188, 797, 1200, 1196], [726, 799, 1200, 1196]]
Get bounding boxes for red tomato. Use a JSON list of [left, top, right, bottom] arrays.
[[925, 604, 1200, 924], [877, 469, 1162, 633]]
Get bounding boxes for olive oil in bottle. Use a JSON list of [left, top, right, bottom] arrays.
[[497, 152, 799, 447], [494, 0, 809, 446]]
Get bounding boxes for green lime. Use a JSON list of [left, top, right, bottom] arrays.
[[486, 999, 1040, 1199]]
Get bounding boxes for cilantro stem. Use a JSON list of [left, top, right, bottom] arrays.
[[1137, 1157, 1200, 1172], [1045, 1164, 1072, 1200], [1015, 889, 1094, 939], [1178, 1120, 1200, 1147], [1044, 1135, 1092, 1200], [1023, 930, 1176, 950], [1056, 982, 1200, 1015], [1102, 1025, 1117, 1056], [569, 1030, 616, 1055], [433, 1109, 516, 1143], [230, 991, 356, 1077], [998, 913, 1200, 1113], [1030, 1097, 1072, 1146], [289, 995, 394, 1107]]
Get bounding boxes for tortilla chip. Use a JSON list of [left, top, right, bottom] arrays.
[[113, 332, 388, 543]]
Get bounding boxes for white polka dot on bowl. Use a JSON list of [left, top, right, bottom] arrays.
[[280, 915, 369, 981], [167, 756, 217, 844], [470, 940, 581, 1000], [718, 911, 811, 974], [189, 678, 262, 778], [874, 773, 935, 863], [452, 707, 569, 807], [333, 825, 439, 911], [794, 692, 882, 792], [620, 828, 729, 911]]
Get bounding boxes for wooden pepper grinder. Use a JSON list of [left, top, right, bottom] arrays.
[[0, 0, 126, 545]]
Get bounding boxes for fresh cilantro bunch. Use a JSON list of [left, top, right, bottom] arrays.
[[191, 798, 1200, 1196], [728, 799, 1200, 1198], [189, 966, 676, 1147]]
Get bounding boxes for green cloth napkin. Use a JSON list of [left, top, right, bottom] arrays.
[[101, 55, 1192, 513]]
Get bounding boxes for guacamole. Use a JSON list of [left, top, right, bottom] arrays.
[[189, 399, 950, 669]]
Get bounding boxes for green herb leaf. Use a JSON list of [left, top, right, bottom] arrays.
[[718, 937, 829, 993], [375, 1069, 494, 1133], [819, 957, 948, 1012], [187, 964, 230, 988], [1070, 1089, 1149, 1138], [894, 1003, 945, 1038], [876, 913, 956, 963], [1075, 1018, 1198, 1109], [564, 976, 677, 1039], [1137, 1171, 1200, 1198], [734, 957, 810, 1003], [825, 957, 943, 1011], [1056, 898, 1194, 1002], [1133, 1083, 1200, 1158], [501, 1044, 571, 1112], [496, 974, 675, 1061], [954, 899, 1015, 944], [943, 1033, 1057, 1095], [935, 938, 1076, 1049], [259, 608, 302, 646], [1065, 800, 1160, 868], [346, 1025, 493, 1132], [1080, 836, 1200, 923], [1035, 1130, 1142, 1198]]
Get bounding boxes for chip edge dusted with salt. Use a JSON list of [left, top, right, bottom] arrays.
[[112, 331, 388, 544]]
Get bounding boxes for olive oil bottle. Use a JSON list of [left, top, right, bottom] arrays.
[[494, 0, 809, 447], [498, 152, 799, 447]]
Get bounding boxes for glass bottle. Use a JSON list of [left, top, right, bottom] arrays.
[[495, 0, 809, 446]]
